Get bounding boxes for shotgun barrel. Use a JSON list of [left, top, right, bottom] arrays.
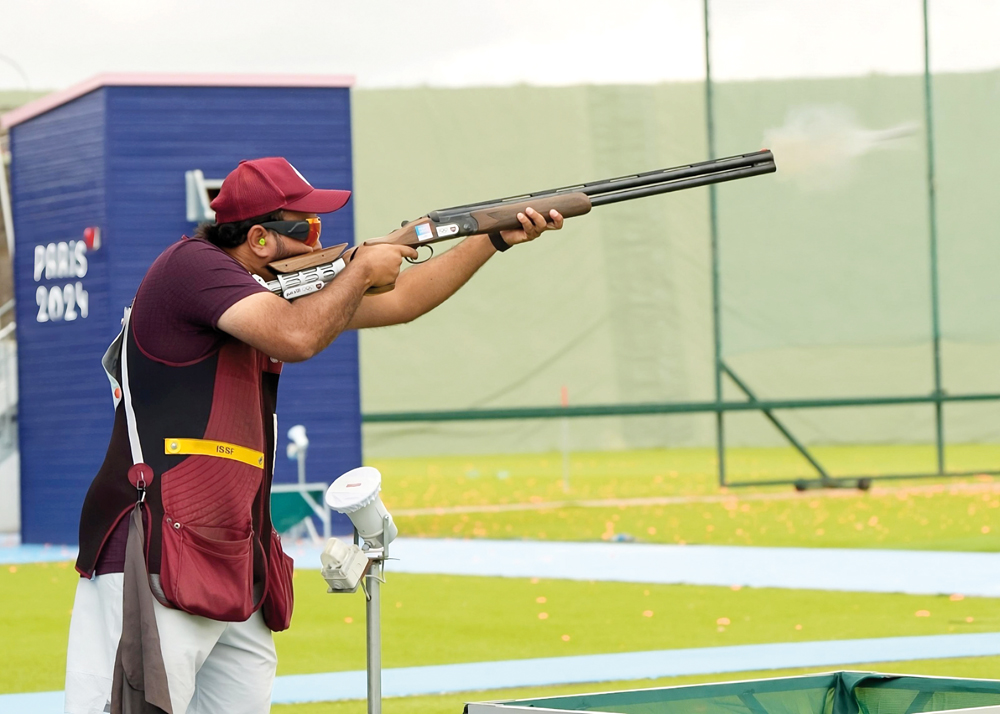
[[590, 159, 775, 207], [430, 150, 774, 218]]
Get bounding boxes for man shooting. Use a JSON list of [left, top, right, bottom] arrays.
[[64, 157, 563, 714]]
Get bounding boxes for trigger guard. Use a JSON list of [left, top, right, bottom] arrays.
[[407, 244, 434, 265]]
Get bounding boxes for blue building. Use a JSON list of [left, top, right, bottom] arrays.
[[1, 74, 359, 545]]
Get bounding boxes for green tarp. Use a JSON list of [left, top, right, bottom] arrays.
[[270, 489, 324, 534], [494, 672, 1000, 714]]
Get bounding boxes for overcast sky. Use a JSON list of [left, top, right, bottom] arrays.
[[1, 0, 999, 91]]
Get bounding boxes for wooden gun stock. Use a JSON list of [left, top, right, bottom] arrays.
[[268, 243, 348, 275]]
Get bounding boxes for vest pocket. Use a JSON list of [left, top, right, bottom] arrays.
[[261, 528, 295, 631], [160, 517, 255, 621]]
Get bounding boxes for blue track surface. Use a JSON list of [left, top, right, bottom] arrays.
[[6, 537, 1000, 596], [286, 538, 1000, 597], [4, 632, 1000, 713], [0, 543, 78, 564]]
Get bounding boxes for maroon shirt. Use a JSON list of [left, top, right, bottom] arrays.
[[94, 237, 267, 574], [132, 236, 268, 364]]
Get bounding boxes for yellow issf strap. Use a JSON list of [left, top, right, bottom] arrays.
[[164, 438, 265, 469]]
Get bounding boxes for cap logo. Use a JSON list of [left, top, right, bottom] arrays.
[[288, 162, 313, 188]]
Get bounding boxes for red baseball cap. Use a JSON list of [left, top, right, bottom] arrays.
[[210, 157, 351, 224]]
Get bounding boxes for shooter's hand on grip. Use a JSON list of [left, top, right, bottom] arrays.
[[350, 243, 417, 294]]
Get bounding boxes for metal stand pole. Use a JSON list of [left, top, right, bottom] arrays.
[[363, 515, 391, 714], [560, 385, 570, 492], [702, 0, 727, 488], [296, 448, 306, 484], [560, 418, 570, 493], [921, 0, 946, 475], [366, 561, 382, 714]]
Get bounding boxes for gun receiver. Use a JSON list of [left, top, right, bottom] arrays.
[[267, 150, 776, 298]]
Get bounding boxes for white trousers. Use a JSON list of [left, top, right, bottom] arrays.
[[65, 573, 277, 714]]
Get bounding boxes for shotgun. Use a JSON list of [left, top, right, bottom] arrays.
[[264, 149, 776, 298]]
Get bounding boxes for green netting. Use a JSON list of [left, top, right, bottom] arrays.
[[500, 672, 1000, 714], [929, 0, 1000, 445], [348, 1, 1000, 460], [706, 2, 935, 454], [707, 0, 1000, 461], [353, 84, 716, 457]]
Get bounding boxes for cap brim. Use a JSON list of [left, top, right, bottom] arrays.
[[283, 188, 352, 215]]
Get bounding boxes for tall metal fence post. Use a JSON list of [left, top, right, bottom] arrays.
[[922, 0, 946, 474], [703, 0, 726, 486]]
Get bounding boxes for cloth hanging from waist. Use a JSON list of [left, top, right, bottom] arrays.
[[111, 504, 173, 714]]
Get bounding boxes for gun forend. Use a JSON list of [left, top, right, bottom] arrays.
[[367, 192, 592, 249], [431, 192, 592, 235]]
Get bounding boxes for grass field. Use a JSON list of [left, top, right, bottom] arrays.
[[373, 445, 1000, 551], [3, 564, 998, 693], [3, 444, 999, 713]]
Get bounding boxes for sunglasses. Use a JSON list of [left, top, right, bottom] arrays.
[[259, 217, 321, 247]]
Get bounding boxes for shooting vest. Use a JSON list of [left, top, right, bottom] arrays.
[[76, 307, 294, 627]]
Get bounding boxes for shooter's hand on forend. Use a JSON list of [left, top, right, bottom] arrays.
[[498, 207, 565, 248]]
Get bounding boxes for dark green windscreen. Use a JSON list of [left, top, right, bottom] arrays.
[[504, 672, 1000, 714]]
